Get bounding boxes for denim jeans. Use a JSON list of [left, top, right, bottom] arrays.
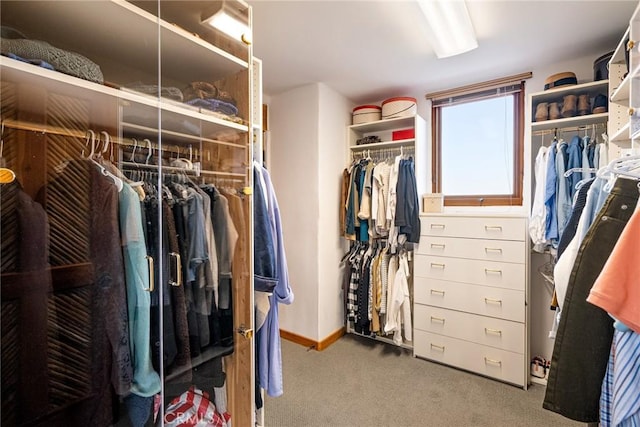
[[544, 177, 640, 422]]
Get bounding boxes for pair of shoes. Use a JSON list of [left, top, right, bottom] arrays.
[[531, 356, 548, 378], [535, 102, 561, 121], [593, 93, 607, 114], [577, 94, 591, 115]]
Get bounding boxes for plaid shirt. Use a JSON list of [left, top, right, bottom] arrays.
[[600, 329, 640, 427]]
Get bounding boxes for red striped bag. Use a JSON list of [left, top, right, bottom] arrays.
[[165, 387, 224, 427]]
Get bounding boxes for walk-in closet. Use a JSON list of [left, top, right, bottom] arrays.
[[2, 1, 640, 426]]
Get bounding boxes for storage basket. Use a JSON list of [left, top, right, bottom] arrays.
[[352, 105, 381, 125], [381, 97, 417, 119]]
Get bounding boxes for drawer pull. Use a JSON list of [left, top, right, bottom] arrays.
[[430, 316, 446, 324], [484, 247, 503, 253], [430, 223, 446, 229], [484, 328, 503, 336], [484, 268, 503, 275], [430, 289, 445, 296], [431, 263, 446, 269], [484, 297, 503, 305], [430, 343, 445, 352], [484, 357, 502, 366], [430, 243, 446, 249], [484, 225, 503, 231]]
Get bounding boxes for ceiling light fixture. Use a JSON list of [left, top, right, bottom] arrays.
[[417, 0, 477, 59], [202, 1, 252, 45]]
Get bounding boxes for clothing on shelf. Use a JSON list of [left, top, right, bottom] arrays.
[[543, 155, 640, 424]]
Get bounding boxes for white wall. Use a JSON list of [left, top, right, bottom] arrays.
[[317, 83, 352, 339], [269, 84, 320, 340], [267, 82, 351, 342]]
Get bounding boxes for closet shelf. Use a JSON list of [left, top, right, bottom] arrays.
[[610, 76, 630, 104], [350, 330, 414, 351], [349, 116, 415, 133], [2, 0, 248, 84], [121, 122, 248, 148], [610, 27, 630, 65], [611, 121, 631, 142], [529, 80, 609, 104], [350, 138, 415, 150], [165, 345, 234, 383], [530, 113, 608, 132], [1, 58, 248, 134]]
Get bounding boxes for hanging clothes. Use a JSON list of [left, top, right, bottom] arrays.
[[529, 146, 549, 252], [543, 177, 640, 423], [42, 159, 133, 426], [254, 164, 294, 398], [119, 182, 162, 397]]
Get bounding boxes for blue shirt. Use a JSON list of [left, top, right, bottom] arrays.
[[544, 140, 558, 242], [119, 183, 161, 397], [255, 165, 294, 397]]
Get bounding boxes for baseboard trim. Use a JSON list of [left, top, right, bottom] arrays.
[[280, 327, 346, 351]]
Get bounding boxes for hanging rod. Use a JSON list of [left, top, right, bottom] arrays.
[[532, 122, 607, 136], [1, 118, 247, 150], [122, 122, 247, 149], [119, 161, 246, 178], [1, 118, 86, 138]]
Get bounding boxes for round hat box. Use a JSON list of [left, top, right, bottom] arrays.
[[381, 97, 417, 119], [543, 72, 577, 90], [352, 105, 382, 125]]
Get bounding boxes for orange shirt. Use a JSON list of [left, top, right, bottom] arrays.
[[587, 208, 640, 334]]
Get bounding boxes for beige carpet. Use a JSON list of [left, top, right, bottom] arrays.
[[264, 334, 582, 427]]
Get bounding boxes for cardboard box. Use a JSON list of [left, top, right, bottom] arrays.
[[423, 193, 444, 213]]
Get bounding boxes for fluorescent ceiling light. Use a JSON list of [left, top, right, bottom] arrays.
[[418, 0, 478, 58], [202, 1, 251, 44]]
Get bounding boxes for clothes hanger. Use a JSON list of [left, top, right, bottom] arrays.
[[144, 138, 153, 165], [83, 130, 123, 192]]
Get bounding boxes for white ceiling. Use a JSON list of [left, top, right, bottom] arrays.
[[249, 0, 638, 104]]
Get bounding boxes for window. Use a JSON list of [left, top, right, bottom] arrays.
[[429, 74, 529, 206]]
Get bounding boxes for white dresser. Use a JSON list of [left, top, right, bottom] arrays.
[[413, 214, 529, 388]]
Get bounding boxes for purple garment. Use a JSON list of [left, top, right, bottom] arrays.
[[255, 165, 294, 397], [185, 98, 238, 116]]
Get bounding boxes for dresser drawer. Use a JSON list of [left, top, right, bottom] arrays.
[[414, 330, 526, 387], [415, 236, 526, 264], [421, 216, 526, 241], [414, 305, 525, 353], [413, 277, 525, 322], [414, 255, 526, 291]]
